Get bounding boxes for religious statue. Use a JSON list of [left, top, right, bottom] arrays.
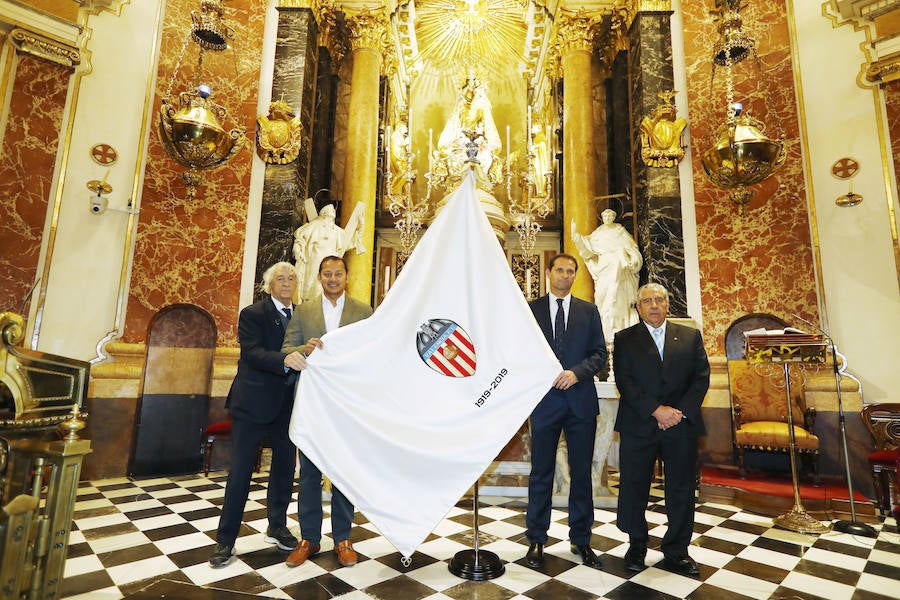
[[388, 122, 410, 197], [571, 209, 643, 342], [436, 72, 502, 184], [292, 202, 366, 303], [530, 123, 550, 196]]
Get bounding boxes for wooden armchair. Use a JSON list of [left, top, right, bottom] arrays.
[[727, 360, 820, 484], [860, 403, 900, 518]]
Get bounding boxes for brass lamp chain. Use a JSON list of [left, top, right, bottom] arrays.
[[165, 33, 194, 100]]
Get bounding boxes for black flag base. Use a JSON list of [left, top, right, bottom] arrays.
[[449, 479, 505, 580], [833, 519, 878, 538], [449, 548, 505, 581]]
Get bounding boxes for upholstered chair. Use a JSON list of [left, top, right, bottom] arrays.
[[860, 403, 900, 518], [727, 360, 820, 484]]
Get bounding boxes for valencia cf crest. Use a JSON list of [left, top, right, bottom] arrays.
[[416, 319, 476, 377]]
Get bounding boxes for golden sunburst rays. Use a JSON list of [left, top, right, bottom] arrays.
[[413, 0, 528, 79]]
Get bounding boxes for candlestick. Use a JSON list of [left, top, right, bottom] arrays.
[[527, 106, 532, 146], [506, 125, 510, 162]]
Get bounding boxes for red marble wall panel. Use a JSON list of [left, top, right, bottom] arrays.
[[0, 54, 69, 315], [124, 0, 266, 345], [682, 1, 819, 355]]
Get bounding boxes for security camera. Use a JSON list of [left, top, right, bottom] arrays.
[[90, 195, 108, 215]]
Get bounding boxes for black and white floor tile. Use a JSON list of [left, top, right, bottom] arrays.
[[62, 470, 900, 599]]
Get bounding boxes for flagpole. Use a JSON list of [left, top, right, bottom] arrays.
[[448, 479, 505, 580]]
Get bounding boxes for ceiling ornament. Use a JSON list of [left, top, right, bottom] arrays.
[[412, 0, 527, 78]]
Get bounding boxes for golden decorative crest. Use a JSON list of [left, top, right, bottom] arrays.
[[256, 100, 304, 164], [639, 90, 686, 168]]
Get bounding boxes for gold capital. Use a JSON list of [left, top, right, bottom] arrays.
[[346, 6, 390, 54], [555, 9, 601, 55]]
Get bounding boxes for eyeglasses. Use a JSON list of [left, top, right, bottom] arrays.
[[639, 296, 667, 306]]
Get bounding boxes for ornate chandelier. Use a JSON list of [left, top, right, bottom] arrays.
[[158, 0, 246, 199], [700, 0, 785, 211]]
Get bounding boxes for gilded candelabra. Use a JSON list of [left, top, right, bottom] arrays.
[[386, 127, 429, 255], [506, 118, 552, 300]]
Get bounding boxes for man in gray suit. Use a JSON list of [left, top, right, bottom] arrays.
[[281, 255, 373, 568], [613, 283, 709, 577]]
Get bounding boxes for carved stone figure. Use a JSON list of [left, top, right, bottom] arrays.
[[571, 210, 643, 342], [292, 203, 366, 303]]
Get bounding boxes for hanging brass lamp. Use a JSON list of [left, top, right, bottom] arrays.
[[701, 102, 785, 209], [158, 0, 245, 199], [701, 0, 785, 211]]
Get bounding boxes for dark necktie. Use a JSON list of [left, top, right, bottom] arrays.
[[553, 298, 565, 357], [281, 307, 292, 328]]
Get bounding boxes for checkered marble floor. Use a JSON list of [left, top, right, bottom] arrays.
[[62, 470, 900, 600]]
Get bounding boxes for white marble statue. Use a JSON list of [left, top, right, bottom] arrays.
[[571, 209, 643, 343], [292, 202, 365, 303]]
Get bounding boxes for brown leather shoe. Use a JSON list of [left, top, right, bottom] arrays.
[[285, 540, 319, 567], [334, 539, 358, 567]]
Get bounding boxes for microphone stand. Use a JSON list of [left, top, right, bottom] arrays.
[[792, 315, 876, 537]]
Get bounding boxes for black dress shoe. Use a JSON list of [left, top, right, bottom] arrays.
[[624, 544, 647, 572], [663, 555, 699, 576], [525, 542, 544, 568], [209, 543, 235, 568], [570, 544, 602, 569]]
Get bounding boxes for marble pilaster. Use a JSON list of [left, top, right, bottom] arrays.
[[342, 8, 389, 304], [606, 51, 635, 234], [557, 11, 600, 301], [629, 10, 687, 317], [254, 8, 320, 296], [0, 53, 69, 322]]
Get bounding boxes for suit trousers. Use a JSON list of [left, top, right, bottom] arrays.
[[616, 426, 698, 557], [526, 398, 597, 546], [298, 451, 354, 545], [217, 397, 297, 545]]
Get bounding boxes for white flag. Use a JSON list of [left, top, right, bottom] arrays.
[[289, 171, 561, 557]]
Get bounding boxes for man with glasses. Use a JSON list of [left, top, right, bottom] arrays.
[[612, 283, 710, 577]]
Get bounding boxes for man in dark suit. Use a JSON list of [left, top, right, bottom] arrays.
[[210, 262, 309, 568], [613, 283, 710, 577], [281, 255, 373, 568], [524, 253, 607, 570]]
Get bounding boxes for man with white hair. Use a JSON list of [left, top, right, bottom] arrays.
[[210, 262, 309, 568]]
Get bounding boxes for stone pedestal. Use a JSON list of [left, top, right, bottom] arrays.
[[552, 379, 620, 508]]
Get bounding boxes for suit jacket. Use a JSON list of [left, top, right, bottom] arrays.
[[529, 294, 607, 421], [281, 294, 373, 355], [612, 320, 710, 436], [226, 297, 295, 424]]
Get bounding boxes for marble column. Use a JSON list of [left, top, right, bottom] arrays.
[[254, 7, 319, 295], [342, 8, 389, 304], [558, 11, 600, 301], [628, 10, 687, 316]]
